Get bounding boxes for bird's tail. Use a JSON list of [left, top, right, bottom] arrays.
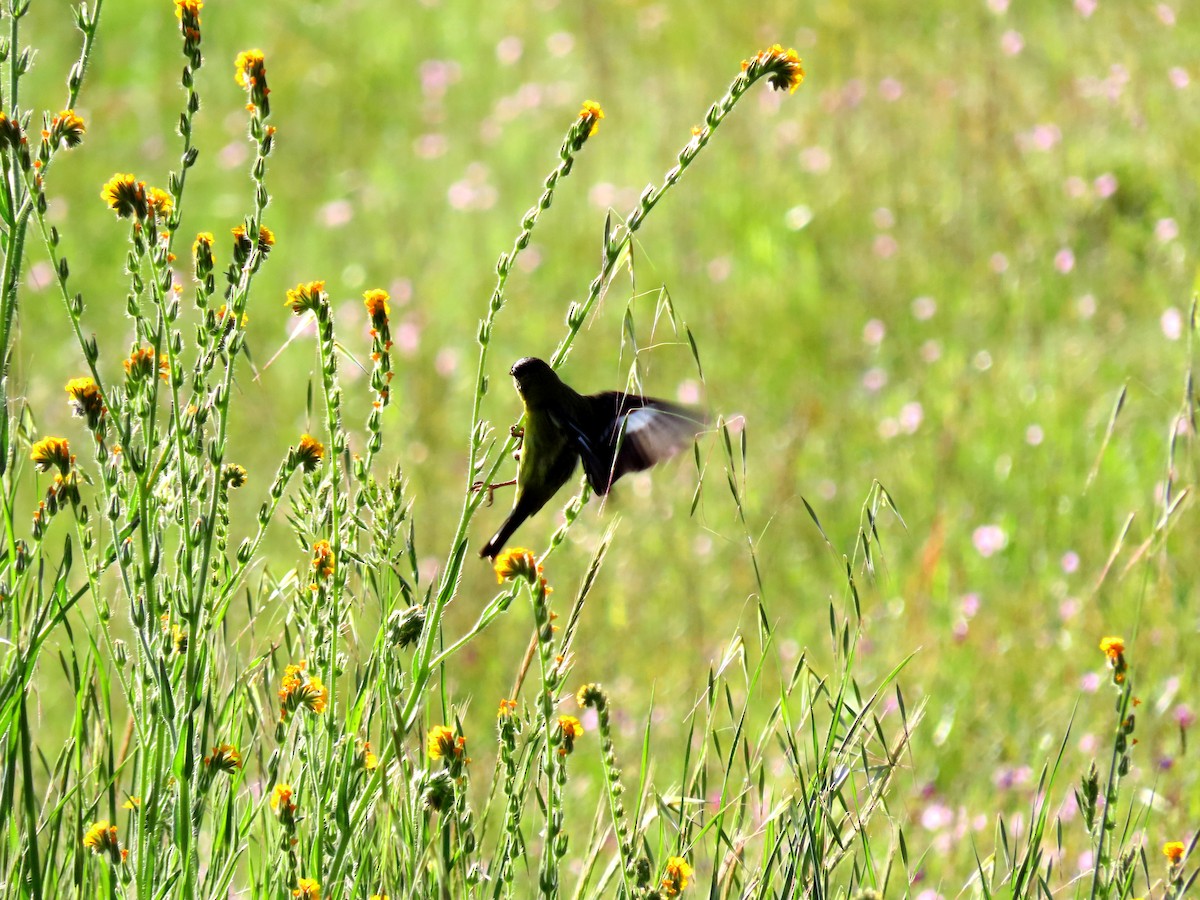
[[479, 502, 530, 561]]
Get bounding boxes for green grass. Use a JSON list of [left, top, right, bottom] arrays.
[[2, 0, 1198, 896]]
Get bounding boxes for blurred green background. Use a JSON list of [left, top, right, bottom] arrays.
[[16, 0, 1200, 879]]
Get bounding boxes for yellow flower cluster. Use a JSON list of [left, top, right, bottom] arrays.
[[426, 725, 468, 762], [286, 280, 326, 315], [278, 661, 329, 720]]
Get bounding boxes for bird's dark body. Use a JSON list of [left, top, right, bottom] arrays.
[[479, 357, 705, 559]]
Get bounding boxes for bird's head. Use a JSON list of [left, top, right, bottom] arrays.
[[510, 357, 563, 405]]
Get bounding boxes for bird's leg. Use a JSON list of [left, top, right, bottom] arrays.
[[470, 478, 516, 507]]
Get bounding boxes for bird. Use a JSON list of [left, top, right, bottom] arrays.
[[478, 357, 707, 560]]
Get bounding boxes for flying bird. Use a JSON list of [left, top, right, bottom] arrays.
[[478, 357, 706, 560]]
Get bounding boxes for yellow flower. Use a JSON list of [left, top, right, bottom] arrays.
[[1099, 636, 1125, 660], [101, 173, 148, 219], [426, 725, 468, 762], [497, 698, 518, 718], [147, 187, 173, 218], [358, 740, 378, 771], [369, 895, 390, 900], [285, 280, 326, 315], [121, 796, 140, 810], [278, 661, 329, 719], [234, 49, 270, 111], [193, 231, 214, 265], [293, 877, 320, 899], [295, 434, 325, 473], [744, 44, 805, 94], [311, 540, 335, 579], [232, 223, 275, 257], [557, 715, 583, 755], [270, 783, 295, 815], [1164, 840, 1186, 863], [661, 856, 694, 896], [172, 624, 188, 654], [234, 48, 265, 89], [0, 112, 23, 151], [82, 820, 119, 854], [65, 376, 106, 430], [174, 0, 202, 21], [363, 288, 390, 330], [579, 100, 604, 136], [204, 743, 243, 774], [49, 109, 86, 149], [223, 463, 248, 488], [493, 547, 538, 584], [30, 437, 72, 474]]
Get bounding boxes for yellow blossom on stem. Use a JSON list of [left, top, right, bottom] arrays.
[[743, 44, 806, 94], [493, 547, 538, 584], [293, 877, 320, 900], [271, 783, 296, 816], [101, 173, 148, 219], [1164, 840, 1186, 863], [31, 437, 72, 474], [232, 223, 275, 258], [295, 434, 325, 473], [578, 100, 604, 136], [1100, 636, 1125, 660], [358, 740, 379, 771], [497, 698, 518, 718], [285, 280, 326, 315], [661, 856, 694, 896], [234, 49, 270, 111], [174, 0, 202, 21], [49, 109, 86, 149], [311, 539, 335, 579], [426, 725, 468, 762], [65, 376, 106, 430], [278, 661, 329, 719], [557, 715, 583, 755], [121, 797, 140, 810], [82, 821, 119, 854], [204, 743, 242, 774], [147, 187, 173, 218]]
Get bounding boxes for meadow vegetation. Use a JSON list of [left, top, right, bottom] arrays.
[[1, 0, 1197, 897]]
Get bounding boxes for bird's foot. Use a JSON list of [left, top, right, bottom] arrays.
[[470, 478, 516, 506]]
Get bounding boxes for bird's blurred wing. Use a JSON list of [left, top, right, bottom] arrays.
[[563, 392, 706, 495]]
